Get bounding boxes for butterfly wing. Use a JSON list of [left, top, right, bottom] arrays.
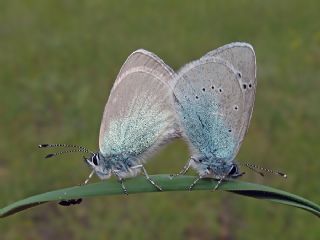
[[202, 42, 257, 146], [114, 49, 174, 87], [99, 49, 179, 162], [173, 44, 256, 161]]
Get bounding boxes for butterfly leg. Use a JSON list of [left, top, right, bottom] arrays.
[[112, 170, 128, 195], [83, 170, 95, 185], [59, 170, 94, 206], [131, 165, 162, 191], [189, 175, 203, 191], [170, 159, 192, 179], [118, 178, 128, 195], [213, 175, 226, 190]]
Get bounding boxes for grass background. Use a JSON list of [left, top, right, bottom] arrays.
[[0, 0, 319, 239]]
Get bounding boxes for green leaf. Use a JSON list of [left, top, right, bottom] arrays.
[[1, 175, 319, 218]]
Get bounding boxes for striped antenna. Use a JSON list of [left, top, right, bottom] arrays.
[[45, 149, 90, 159], [39, 143, 91, 151], [39, 143, 95, 155], [240, 162, 287, 178]]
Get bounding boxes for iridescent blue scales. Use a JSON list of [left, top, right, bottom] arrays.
[[171, 42, 256, 189]]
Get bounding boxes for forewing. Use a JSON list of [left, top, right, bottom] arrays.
[[99, 50, 178, 160], [173, 57, 248, 160], [202, 42, 256, 145]]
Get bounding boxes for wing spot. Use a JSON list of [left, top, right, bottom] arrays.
[[219, 88, 223, 93], [211, 86, 215, 90], [202, 88, 206, 92], [237, 72, 242, 79], [234, 105, 239, 111], [195, 95, 199, 99], [248, 83, 252, 88], [242, 84, 247, 90], [228, 129, 232, 133]]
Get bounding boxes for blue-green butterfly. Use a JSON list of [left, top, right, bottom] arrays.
[[40, 49, 180, 203]]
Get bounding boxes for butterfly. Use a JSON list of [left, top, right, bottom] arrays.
[[40, 49, 180, 204], [171, 42, 258, 189]]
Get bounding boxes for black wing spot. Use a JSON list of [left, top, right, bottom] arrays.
[[242, 84, 247, 89], [211, 86, 215, 90], [219, 88, 223, 93], [248, 83, 252, 88], [228, 129, 232, 132], [195, 95, 199, 99], [237, 72, 242, 79], [202, 88, 206, 92], [234, 105, 238, 111]]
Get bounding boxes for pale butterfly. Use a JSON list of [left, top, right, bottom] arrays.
[[40, 49, 180, 204]]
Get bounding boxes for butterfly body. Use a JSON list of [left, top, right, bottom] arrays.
[[92, 151, 147, 180]]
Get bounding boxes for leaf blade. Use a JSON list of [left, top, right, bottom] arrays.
[[1, 175, 319, 218]]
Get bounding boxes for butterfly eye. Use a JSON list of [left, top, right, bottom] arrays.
[[92, 155, 98, 166], [229, 165, 238, 175]]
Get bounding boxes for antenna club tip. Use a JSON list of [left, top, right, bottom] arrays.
[[278, 172, 287, 178], [39, 144, 49, 148], [45, 153, 55, 158]]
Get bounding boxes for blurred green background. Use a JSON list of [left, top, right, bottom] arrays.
[[1, 0, 319, 239]]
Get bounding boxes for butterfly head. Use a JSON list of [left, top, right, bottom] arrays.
[[227, 163, 244, 178], [192, 157, 244, 179], [84, 152, 112, 179]]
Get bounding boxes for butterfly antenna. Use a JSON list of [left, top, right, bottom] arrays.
[[44, 149, 90, 159], [240, 163, 287, 178], [39, 143, 95, 154]]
